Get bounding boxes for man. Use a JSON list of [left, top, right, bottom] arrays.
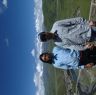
[[39, 17, 96, 50], [39, 46, 96, 69]]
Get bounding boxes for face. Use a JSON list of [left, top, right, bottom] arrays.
[[41, 54, 50, 62]]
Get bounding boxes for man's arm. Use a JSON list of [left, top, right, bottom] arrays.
[[84, 63, 94, 69], [54, 17, 86, 26], [53, 62, 84, 70], [55, 38, 88, 51], [53, 61, 94, 70], [60, 42, 95, 51], [58, 44, 87, 51]]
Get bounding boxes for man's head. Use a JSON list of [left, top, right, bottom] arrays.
[[38, 32, 54, 42], [39, 52, 53, 64]]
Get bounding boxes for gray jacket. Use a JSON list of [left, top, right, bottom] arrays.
[[51, 17, 92, 50]]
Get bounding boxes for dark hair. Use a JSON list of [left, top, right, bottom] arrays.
[[39, 53, 53, 64], [38, 32, 47, 42]]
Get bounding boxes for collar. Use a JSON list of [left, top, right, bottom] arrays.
[[54, 54, 58, 60], [52, 54, 58, 64], [54, 30, 58, 37], [53, 30, 62, 42]]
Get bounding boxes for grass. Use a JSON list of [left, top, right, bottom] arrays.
[[43, 0, 90, 31]]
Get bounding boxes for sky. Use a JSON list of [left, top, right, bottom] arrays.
[[0, 0, 37, 95]]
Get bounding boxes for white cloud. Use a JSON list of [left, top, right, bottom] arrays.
[[31, 49, 35, 57], [0, 0, 7, 14], [34, 0, 44, 54], [34, 69, 45, 95], [34, 0, 45, 95], [2, 0, 7, 8], [4, 38, 9, 47], [36, 42, 43, 54], [33, 63, 45, 95], [0, 7, 3, 13], [34, 0, 44, 33], [36, 63, 43, 77], [34, 72, 40, 86], [34, 63, 43, 86]]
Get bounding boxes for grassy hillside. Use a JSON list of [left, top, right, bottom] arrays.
[[43, 0, 90, 31], [42, 0, 91, 95]]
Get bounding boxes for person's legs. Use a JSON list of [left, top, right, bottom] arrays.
[[90, 28, 96, 41], [79, 48, 96, 66], [79, 50, 91, 66], [87, 20, 96, 42], [92, 26, 96, 32], [89, 47, 96, 65], [87, 47, 96, 55], [85, 48, 96, 65], [89, 21, 96, 40]]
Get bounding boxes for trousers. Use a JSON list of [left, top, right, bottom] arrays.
[[79, 47, 96, 66]]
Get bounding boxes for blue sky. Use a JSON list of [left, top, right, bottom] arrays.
[[0, 0, 37, 95]]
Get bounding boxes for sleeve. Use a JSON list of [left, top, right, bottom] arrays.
[[61, 45, 87, 51], [56, 39, 87, 50], [53, 62, 84, 70], [54, 17, 86, 26], [53, 63, 71, 69], [78, 65, 84, 69]]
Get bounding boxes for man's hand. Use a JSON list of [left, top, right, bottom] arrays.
[[89, 21, 94, 26], [85, 42, 94, 50], [84, 63, 94, 69], [89, 20, 96, 27]]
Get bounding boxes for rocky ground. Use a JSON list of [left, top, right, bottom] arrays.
[[64, 0, 96, 95]]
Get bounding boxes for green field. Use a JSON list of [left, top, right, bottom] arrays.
[[42, 0, 91, 95], [43, 0, 90, 31]]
